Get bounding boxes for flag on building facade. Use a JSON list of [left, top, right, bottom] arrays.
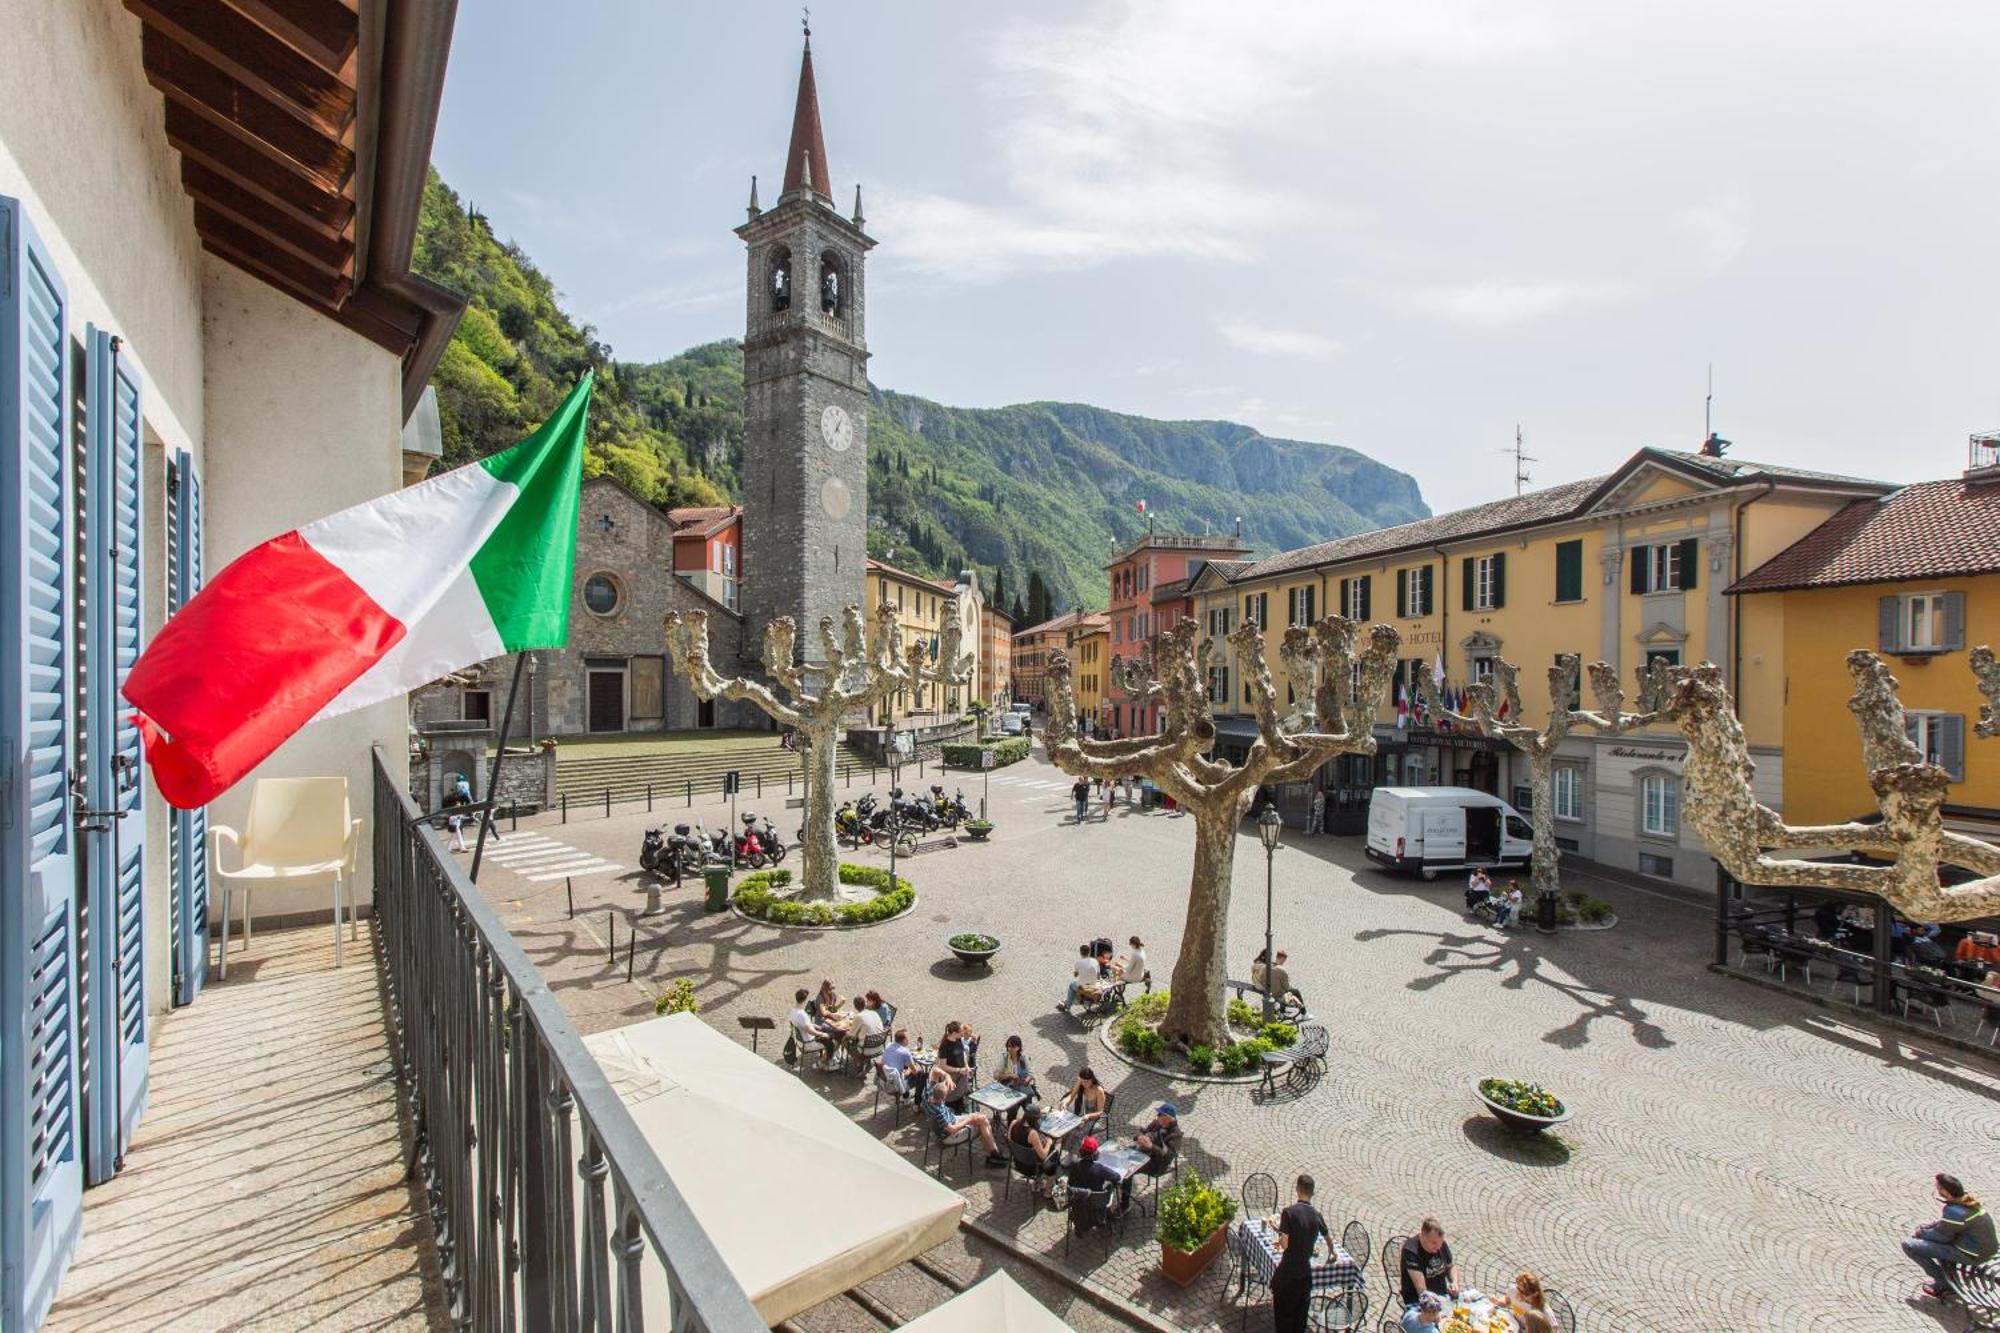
[[126, 375, 594, 808], [1135, 499, 1147, 514], [1394, 680, 1408, 727]]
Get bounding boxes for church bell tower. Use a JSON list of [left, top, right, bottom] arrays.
[[735, 25, 874, 663]]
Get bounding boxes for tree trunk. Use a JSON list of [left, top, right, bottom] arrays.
[[1159, 798, 1247, 1049], [796, 725, 841, 900], [1526, 750, 1561, 896]]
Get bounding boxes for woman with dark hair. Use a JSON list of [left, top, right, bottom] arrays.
[[1064, 1066, 1108, 1132], [1006, 1099, 1063, 1197], [1271, 1173, 1329, 1333], [997, 1035, 1036, 1100]]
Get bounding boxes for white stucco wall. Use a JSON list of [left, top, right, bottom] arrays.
[[201, 259, 408, 924], [0, 0, 203, 460]]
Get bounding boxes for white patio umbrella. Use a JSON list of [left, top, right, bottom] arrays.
[[898, 1272, 1081, 1331], [582, 1013, 965, 1325]]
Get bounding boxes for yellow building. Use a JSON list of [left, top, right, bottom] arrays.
[[1071, 621, 1111, 732], [1187, 446, 1889, 888], [1730, 470, 2000, 830], [864, 559, 983, 723]]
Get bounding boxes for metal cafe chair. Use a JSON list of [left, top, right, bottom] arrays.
[[1544, 1286, 1578, 1332], [1310, 1289, 1369, 1332], [1341, 1220, 1372, 1270]]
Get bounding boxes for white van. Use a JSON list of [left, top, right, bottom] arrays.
[[1365, 787, 1533, 879]]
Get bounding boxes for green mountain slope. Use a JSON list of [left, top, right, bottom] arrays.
[[414, 170, 1429, 613]]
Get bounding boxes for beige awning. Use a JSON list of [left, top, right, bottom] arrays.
[[583, 1014, 965, 1325], [899, 1272, 1081, 1330]]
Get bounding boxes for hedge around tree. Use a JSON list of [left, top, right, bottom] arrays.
[[732, 864, 915, 927], [941, 736, 1030, 769]]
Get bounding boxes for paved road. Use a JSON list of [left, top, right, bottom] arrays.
[[468, 748, 2000, 1332]]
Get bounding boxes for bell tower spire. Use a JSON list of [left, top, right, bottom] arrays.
[[782, 22, 833, 201]]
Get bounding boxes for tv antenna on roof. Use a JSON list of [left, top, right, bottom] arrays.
[[1501, 424, 1535, 496]]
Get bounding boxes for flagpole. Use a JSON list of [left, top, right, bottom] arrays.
[[469, 652, 528, 881]]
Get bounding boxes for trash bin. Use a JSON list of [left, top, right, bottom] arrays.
[[704, 867, 732, 913], [1536, 888, 1560, 934]]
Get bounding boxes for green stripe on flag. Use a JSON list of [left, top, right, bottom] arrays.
[[471, 372, 593, 649]]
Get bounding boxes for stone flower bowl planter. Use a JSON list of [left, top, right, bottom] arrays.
[[1473, 1077, 1571, 1133], [961, 820, 994, 842], [948, 933, 1001, 967]]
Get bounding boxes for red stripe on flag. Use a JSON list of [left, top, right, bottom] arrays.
[[123, 531, 406, 807]]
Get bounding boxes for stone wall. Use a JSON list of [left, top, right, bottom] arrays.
[[848, 717, 977, 763]]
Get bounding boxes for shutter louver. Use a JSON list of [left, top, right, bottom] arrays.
[[1940, 714, 1966, 782], [1, 195, 85, 1333], [1490, 553, 1506, 609], [1631, 546, 1649, 595], [1358, 575, 1371, 622], [1396, 569, 1408, 618], [1944, 592, 1966, 652], [1878, 596, 1901, 653], [1462, 557, 1475, 611], [1679, 538, 1698, 591]]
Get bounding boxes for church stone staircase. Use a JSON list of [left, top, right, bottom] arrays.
[[551, 731, 880, 807]]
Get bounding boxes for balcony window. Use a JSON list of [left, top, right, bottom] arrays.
[[1640, 773, 1680, 838]]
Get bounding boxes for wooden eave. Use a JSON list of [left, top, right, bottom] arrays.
[[127, 0, 465, 420]]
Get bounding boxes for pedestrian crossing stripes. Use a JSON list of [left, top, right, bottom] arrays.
[[472, 832, 625, 882]]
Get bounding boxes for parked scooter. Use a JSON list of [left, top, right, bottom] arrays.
[[744, 811, 786, 864], [930, 785, 972, 829], [732, 821, 769, 869]]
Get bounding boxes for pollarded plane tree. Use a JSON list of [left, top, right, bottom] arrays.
[[1419, 655, 1676, 895], [1042, 615, 1400, 1049], [1667, 647, 2000, 922], [663, 604, 912, 901]]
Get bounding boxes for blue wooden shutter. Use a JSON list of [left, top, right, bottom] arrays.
[[1943, 592, 1966, 652], [1878, 596, 1901, 653], [83, 327, 147, 1183], [1939, 714, 1966, 783], [0, 195, 85, 1333], [168, 452, 207, 1006]]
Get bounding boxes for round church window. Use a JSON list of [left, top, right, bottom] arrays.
[[583, 573, 622, 616]]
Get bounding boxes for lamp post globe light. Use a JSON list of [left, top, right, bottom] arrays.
[[1257, 804, 1284, 1023]]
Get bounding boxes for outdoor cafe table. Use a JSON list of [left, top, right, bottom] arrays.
[[1036, 1108, 1084, 1142], [971, 1082, 1029, 1118], [1229, 1217, 1364, 1297]]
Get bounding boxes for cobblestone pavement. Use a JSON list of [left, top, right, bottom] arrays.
[[469, 750, 2000, 1332]]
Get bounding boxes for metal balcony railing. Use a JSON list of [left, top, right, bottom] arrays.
[[370, 748, 764, 1332]]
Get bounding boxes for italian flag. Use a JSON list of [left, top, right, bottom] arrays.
[[127, 375, 593, 808]]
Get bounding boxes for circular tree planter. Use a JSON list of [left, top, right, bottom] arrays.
[[960, 820, 994, 842], [948, 932, 1000, 967], [729, 865, 916, 930], [1473, 1077, 1571, 1133]]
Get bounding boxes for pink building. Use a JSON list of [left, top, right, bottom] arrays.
[[1103, 533, 1250, 735]]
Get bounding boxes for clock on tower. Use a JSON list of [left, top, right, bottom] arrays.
[[734, 27, 874, 664]]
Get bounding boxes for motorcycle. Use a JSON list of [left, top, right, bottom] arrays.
[[833, 798, 871, 847], [732, 823, 769, 869], [639, 826, 674, 877], [743, 811, 786, 864], [930, 785, 972, 829]]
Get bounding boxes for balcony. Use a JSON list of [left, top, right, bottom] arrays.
[[47, 750, 767, 1332]]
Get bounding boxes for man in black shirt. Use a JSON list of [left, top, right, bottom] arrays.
[[1066, 1137, 1124, 1228], [1399, 1217, 1457, 1324]]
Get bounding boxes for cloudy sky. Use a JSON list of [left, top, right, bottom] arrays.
[[433, 1, 2000, 513]]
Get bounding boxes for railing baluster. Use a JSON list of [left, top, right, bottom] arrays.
[[370, 749, 764, 1333], [612, 1191, 645, 1333], [580, 1125, 613, 1332]]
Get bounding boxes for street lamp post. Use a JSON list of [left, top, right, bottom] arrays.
[[1257, 804, 1284, 1023]]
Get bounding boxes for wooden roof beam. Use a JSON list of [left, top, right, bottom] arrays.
[[145, 29, 354, 195], [190, 196, 352, 279], [165, 105, 352, 231], [222, 0, 359, 78], [181, 159, 351, 243], [126, 0, 355, 136], [200, 230, 351, 310]]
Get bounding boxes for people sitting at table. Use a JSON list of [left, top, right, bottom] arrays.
[[1131, 1102, 1181, 1202], [787, 988, 839, 1066], [922, 1078, 1006, 1168], [1006, 1100, 1064, 1196], [1402, 1293, 1447, 1329], [1271, 1173, 1330, 1333], [864, 989, 895, 1027], [996, 1035, 1037, 1104], [1065, 1136, 1125, 1224], [1063, 1067, 1109, 1133], [1504, 1271, 1547, 1321], [877, 1028, 918, 1098], [807, 979, 852, 1042], [1465, 868, 1494, 914], [1059, 943, 1102, 1012], [1117, 935, 1148, 986], [847, 995, 886, 1059], [1496, 881, 1526, 928], [935, 1020, 978, 1103], [1398, 1218, 1458, 1333], [1095, 940, 1116, 978]]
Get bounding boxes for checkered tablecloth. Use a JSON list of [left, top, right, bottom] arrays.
[[1230, 1218, 1364, 1293]]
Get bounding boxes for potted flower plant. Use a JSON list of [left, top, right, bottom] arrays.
[[1155, 1170, 1236, 1286], [948, 932, 1000, 967], [1474, 1077, 1571, 1133], [961, 817, 994, 841]]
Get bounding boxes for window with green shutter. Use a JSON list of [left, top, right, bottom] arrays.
[[1554, 539, 1583, 603]]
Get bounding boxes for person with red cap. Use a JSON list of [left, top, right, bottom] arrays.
[[1065, 1135, 1126, 1230]]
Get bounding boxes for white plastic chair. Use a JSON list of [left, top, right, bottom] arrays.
[[209, 776, 363, 973]]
